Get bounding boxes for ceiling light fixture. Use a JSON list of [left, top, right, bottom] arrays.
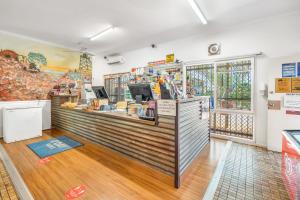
[[90, 26, 115, 41], [187, 0, 207, 25]]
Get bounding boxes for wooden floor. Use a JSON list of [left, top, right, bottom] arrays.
[[1, 129, 227, 200]]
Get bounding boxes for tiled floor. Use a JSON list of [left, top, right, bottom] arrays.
[[0, 160, 18, 200], [213, 143, 290, 200]]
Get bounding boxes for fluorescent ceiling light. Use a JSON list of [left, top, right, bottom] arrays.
[[90, 26, 115, 41], [187, 0, 207, 25]]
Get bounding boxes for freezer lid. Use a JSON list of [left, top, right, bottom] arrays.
[[4, 106, 42, 110], [284, 130, 300, 146]]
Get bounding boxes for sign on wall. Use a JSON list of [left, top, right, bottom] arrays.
[[275, 78, 292, 93], [268, 100, 281, 110], [157, 100, 176, 116], [282, 63, 296, 77], [166, 54, 175, 63], [284, 94, 300, 108], [292, 78, 300, 93]]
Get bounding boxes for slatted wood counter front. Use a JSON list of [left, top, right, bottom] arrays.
[[51, 96, 209, 188]]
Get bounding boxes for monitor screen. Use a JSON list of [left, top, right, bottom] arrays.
[[92, 86, 109, 99], [128, 84, 153, 102], [160, 84, 173, 100]]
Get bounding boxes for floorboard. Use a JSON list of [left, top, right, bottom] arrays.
[[1, 129, 227, 200]]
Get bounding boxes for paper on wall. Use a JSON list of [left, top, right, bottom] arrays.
[[284, 94, 300, 108]]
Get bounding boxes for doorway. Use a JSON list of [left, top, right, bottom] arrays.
[[186, 58, 255, 140]]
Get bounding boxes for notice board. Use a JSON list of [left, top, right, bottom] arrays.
[[275, 78, 292, 93]]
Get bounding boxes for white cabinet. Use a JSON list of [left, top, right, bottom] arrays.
[[0, 100, 51, 137]]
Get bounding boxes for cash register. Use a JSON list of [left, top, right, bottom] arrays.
[[91, 86, 111, 111], [128, 84, 155, 120]]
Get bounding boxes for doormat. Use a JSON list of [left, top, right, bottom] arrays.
[[27, 136, 83, 158]]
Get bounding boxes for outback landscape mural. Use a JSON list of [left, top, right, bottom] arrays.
[[0, 32, 92, 101]]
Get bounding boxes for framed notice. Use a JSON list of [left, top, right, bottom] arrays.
[[157, 100, 176, 116], [275, 78, 292, 93], [284, 94, 300, 108], [292, 78, 300, 93], [282, 63, 296, 77]]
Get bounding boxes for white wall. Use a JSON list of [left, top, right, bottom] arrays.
[[267, 55, 300, 152], [92, 11, 300, 147]]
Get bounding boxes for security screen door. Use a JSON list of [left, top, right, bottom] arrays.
[[104, 73, 130, 103], [186, 58, 254, 140], [186, 64, 214, 97]]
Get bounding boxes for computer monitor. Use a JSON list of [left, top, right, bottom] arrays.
[[92, 86, 109, 99], [128, 84, 153, 102]]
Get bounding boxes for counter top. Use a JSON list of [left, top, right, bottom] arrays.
[[177, 96, 208, 103]]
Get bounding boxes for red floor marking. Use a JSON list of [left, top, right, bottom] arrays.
[[38, 157, 52, 164], [65, 185, 86, 200]]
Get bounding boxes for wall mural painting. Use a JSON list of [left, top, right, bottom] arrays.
[[0, 33, 92, 101]]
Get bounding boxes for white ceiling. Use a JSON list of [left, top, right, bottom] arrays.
[[1, 0, 300, 55]]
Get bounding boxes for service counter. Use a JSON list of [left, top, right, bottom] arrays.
[[51, 96, 210, 188]]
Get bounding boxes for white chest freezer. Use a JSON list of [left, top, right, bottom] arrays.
[[0, 100, 51, 138], [3, 106, 42, 143]]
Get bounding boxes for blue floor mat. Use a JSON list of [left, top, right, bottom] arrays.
[[27, 136, 83, 158]]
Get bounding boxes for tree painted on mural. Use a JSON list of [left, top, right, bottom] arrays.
[[27, 52, 47, 72], [79, 53, 92, 81]]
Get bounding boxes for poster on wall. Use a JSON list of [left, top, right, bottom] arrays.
[[292, 78, 300, 93], [166, 54, 175, 63], [0, 32, 92, 101], [298, 62, 300, 77], [275, 78, 292, 93], [282, 63, 296, 77]]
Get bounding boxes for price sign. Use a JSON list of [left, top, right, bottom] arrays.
[[157, 100, 176, 116]]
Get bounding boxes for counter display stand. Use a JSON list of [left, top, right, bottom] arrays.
[[51, 96, 210, 188]]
